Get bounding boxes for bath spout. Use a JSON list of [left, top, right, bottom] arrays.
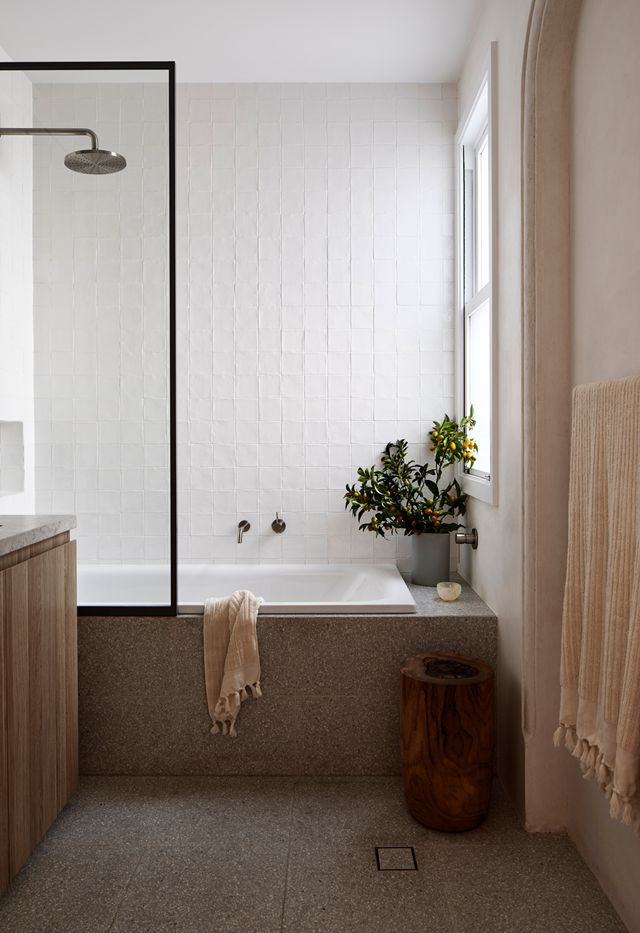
[[237, 520, 250, 544]]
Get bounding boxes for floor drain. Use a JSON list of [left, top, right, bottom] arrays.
[[375, 846, 418, 871]]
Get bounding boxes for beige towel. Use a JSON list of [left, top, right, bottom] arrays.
[[555, 375, 640, 831], [203, 590, 263, 738]]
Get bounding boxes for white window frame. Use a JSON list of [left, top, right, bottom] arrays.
[[455, 42, 498, 505]]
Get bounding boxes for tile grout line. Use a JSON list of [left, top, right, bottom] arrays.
[[105, 849, 147, 933], [278, 778, 299, 933], [435, 863, 464, 933], [104, 804, 165, 933]]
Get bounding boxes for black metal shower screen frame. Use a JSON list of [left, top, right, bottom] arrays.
[[0, 60, 178, 616]]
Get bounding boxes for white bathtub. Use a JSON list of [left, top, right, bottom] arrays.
[[77, 563, 417, 614]]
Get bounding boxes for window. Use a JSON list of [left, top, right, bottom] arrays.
[[456, 46, 496, 503]]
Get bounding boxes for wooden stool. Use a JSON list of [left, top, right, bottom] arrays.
[[400, 652, 495, 832]]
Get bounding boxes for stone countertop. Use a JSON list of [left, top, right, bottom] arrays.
[[407, 575, 495, 619], [0, 515, 76, 558]]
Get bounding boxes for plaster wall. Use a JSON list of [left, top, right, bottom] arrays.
[[456, 0, 532, 813], [460, 3, 640, 926], [568, 1, 640, 928]]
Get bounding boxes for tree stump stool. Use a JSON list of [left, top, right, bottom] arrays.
[[400, 652, 495, 832]]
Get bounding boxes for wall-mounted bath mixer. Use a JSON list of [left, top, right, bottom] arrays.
[[0, 126, 126, 175], [237, 520, 250, 544], [271, 513, 286, 534]]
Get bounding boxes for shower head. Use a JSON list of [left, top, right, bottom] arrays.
[[0, 126, 126, 175], [64, 148, 127, 175]]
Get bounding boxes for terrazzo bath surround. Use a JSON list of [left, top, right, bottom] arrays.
[[78, 581, 496, 775]]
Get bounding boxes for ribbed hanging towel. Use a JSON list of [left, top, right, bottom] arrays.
[[555, 374, 640, 832], [203, 590, 263, 738]]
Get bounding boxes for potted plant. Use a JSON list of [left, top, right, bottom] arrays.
[[344, 409, 478, 586]]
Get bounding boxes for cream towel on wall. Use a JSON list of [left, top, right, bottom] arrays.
[[203, 590, 263, 737], [555, 374, 640, 831]]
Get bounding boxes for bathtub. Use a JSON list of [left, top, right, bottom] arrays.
[[77, 563, 417, 614]]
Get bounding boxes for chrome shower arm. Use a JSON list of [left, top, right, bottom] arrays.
[[0, 127, 99, 149]]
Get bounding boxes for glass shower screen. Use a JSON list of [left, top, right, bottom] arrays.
[[0, 62, 176, 611]]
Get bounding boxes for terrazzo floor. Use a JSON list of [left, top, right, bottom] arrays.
[[0, 777, 626, 933]]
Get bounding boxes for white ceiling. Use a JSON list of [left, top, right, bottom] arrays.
[[0, 0, 485, 84]]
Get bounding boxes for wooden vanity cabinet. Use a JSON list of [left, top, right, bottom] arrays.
[[0, 533, 78, 895]]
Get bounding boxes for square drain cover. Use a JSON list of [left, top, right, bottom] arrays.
[[375, 846, 418, 871]]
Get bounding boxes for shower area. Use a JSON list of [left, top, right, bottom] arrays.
[[1, 62, 458, 612], [0, 62, 175, 611]]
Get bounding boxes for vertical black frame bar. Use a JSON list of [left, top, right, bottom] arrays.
[[168, 61, 177, 617], [0, 61, 177, 616]]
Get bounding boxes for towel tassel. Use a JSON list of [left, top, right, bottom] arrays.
[[240, 686, 248, 701], [563, 727, 577, 753], [622, 802, 634, 827], [253, 681, 262, 697], [609, 792, 622, 820], [211, 723, 220, 736]]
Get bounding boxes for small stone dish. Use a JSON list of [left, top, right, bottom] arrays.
[[436, 581, 462, 602]]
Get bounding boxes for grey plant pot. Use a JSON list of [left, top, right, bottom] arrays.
[[411, 533, 451, 587]]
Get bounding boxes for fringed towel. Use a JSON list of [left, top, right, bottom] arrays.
[[555, 374, 640, 832], [203, 590, 263, 738]]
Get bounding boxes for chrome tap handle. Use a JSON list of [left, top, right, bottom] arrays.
[[271, 513, 286, 534], [455, 528, 478, 549], [237, 520, 250, 543]]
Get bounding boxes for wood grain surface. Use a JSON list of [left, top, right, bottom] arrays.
[[0, 532, 70, 573], [0, 574, 8, 893], [400, 652, 495, 832], [63, 540, 79, 803], [3, 559, 32, 875], [0, 540, 78, 892]]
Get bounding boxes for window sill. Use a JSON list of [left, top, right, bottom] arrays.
[[461, 470, 497, 506]]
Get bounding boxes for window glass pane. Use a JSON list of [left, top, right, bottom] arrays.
[[463, 160, 475, 304], [476, 133, 490, 291], [465, 298, 491, 476]]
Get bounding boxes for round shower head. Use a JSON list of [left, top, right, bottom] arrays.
[[64, 148, 127, 175]]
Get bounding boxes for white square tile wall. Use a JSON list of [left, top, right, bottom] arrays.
[[32, 82, 170, 564], [30, 81, 455, 571], [0, 68, 35, 513], [0, 421, 25, 495], [177, 83, 456, 571]]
